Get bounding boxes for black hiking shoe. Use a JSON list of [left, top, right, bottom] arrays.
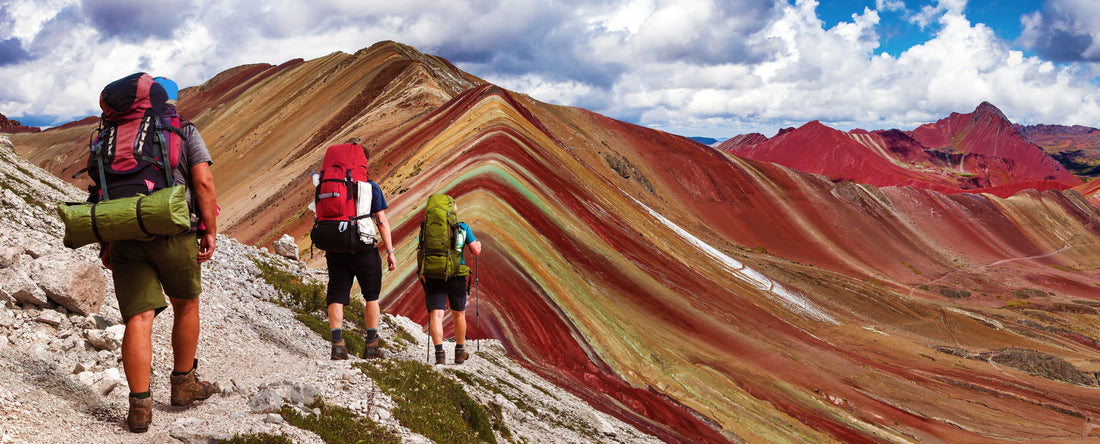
[[331, 339, 348, 360], [435, 351, 446, 365], [362, 337, 385, 359]]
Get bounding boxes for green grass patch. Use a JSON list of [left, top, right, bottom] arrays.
[[357, 360, 498, 444], [251, 257, 326, 313], [219, 433, 295, 444], [902, 261, 922, 275], [279, 398, 399, 444]]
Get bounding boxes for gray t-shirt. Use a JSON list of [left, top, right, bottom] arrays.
[[173, 124, 212, 225], [173, 124, 213, 187]]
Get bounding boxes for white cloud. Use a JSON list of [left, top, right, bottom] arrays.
[[1, 0, 1099, 138]]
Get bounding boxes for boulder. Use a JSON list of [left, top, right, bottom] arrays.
[[28, 255, 106, 316], [272, 234, 299, 261], [0, 268, 48, 307], [85, 325, 124, 351], [0, 246, 21, 268]]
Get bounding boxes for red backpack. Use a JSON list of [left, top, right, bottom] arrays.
[[310, 143, 377, 253], [88, 72, 186, 201]]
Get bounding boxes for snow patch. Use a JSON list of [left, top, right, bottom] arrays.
[[631, 197, 836, 324]]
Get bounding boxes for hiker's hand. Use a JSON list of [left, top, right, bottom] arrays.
[[386, 250, 396, 271], [197, 232, 216, 263], [99, 243, 111, 270]]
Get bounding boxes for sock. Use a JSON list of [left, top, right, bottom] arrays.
[[435, 344, 444, 353], [366, 328, 378, 341], [130, 391, 151, 399], [331, 328, 342, 343], [455, 344, 464, 352]]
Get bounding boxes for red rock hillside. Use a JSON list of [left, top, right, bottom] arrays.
[[722, 102, 1082, 198], [1016, 123, 1100, 182], [10, 42, 1100, 443], [0, 112, 39, 133]]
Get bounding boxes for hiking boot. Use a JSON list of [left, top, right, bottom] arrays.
[[435, 351, 446, 365], [126, 395, 152, 433], [454, 349, 470, 365], [170, 359, 218, 407], [331, 339, 348, 360], [363, 337, 385, 359]]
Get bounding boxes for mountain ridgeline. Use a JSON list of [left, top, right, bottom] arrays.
[[9, 41, 1100, 442]]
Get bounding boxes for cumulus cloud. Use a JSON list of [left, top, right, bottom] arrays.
[[0, 0, 1099, 137], [1019, 0, 1100, 62]]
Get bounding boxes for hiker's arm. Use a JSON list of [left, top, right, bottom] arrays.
[[468, 240, 482, 256], [375, 209, 396, 271], [99, 243, 111, 269], [191, 161, 217, 263]]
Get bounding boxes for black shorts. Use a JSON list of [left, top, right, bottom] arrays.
[[422, 276, 468, 312], [325, 247, 381, 305]]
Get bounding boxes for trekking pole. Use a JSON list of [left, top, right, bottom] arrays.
[[475, 255, 480, 353]]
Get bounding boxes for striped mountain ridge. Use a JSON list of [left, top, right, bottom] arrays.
[[10, 41, 1100, 443]]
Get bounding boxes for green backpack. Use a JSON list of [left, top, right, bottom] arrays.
[[417, 194, 471, 280]]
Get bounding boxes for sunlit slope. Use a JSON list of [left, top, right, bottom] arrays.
[[370, 83, 1100, 442]]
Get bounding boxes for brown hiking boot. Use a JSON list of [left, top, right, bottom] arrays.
[[454, 349, 470, 365], [435, 351, 446, 365], [331, 339, 348, 360], [127, 395, 152, 433], [170, 359, 218, 407], [363, 337, 385, 359]]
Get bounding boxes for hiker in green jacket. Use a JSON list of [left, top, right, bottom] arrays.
[[97, 76, 219, 433], [419, 197, 481, 365]]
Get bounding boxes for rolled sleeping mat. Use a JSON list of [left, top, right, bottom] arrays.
[[58, 185, 191, 248]]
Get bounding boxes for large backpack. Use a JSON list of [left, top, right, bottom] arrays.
[[310, 143, 378, 253], [417, 194, 471, 279], [88, 72, 186, 201]]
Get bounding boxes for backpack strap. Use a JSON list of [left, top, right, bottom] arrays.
[[91, 129, 110, 201]]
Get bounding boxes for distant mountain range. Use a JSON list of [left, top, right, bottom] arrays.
[[719, 102, 1093, 197], [6, 42, 1100, 443]]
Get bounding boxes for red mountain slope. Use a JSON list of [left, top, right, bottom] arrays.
[[1016, 123, 1100, 181], [911, 102, 1081, 187], [9, 43, 1100, 443], [725, 103, 1082, 198]]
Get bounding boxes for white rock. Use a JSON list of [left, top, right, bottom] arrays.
[[272, 234, 299, 261], [34, 310, 63, 327]]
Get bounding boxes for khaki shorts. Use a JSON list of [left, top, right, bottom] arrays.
[[109, 232, 201, 320]]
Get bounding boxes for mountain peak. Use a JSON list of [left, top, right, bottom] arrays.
[[973, 101, 1010, 125]]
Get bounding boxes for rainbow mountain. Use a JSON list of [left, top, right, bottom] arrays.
[[9, 41, 1100, 443]]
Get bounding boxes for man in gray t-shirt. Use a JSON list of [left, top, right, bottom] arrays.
[[99, 76, 220, 433]]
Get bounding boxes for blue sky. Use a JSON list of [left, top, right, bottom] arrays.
[[817, 0, 1044, 57], [2, 0, 1099, 139]]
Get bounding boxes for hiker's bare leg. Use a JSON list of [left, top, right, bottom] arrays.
[[122, 310, 155, 392], [364, 300, 380, 330], [429, 309, 445, 346], [327, 303, 344, 330], [452, 310, 466, 346], [169, 297, 201, 372]]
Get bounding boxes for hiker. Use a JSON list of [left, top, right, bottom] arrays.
[[94, 74, 219, 433], [313, 141, 396, 360], [417, 195, 482, 365]]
